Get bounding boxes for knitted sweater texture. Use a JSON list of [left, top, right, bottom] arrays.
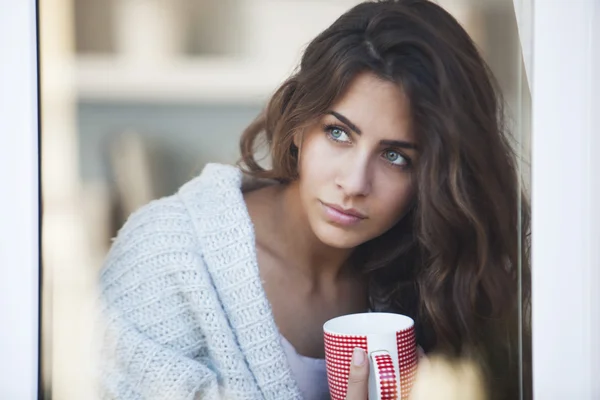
[[99, 163, 304, 400]]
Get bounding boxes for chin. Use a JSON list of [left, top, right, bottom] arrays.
[[312, 220, 370, 249]]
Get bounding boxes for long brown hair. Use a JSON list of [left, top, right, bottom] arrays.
[[238, 1, 531, 398]]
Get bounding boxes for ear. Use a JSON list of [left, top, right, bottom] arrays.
[[291, 130, 304, 176], [292, 130, 303, 150], [291, 130, 306, 161]]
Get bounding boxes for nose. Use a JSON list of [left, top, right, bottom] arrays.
[[334, 153, 372, 197]]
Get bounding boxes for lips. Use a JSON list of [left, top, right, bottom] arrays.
[[320, 201, 367, 227], [322, 202, 367, 219]]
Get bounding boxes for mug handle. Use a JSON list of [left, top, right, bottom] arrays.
[[369, 350, 399, 400]]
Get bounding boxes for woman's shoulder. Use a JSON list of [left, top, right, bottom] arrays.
[[104, 162, 243, 262], [99, 162, 249, 305], [99, 193, 203, 308]]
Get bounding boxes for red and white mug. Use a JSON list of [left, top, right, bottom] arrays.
[[323, 313, 417, 400]]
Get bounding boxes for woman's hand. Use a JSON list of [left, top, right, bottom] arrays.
[[344, 347, 423, 400], [344, 348, 369, 400], [344, 348, 486, 400]]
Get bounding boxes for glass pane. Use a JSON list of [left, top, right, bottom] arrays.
[[42, 1, 532, 399], [435, 2, 532, 398]]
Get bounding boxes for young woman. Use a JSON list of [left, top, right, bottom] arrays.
[[98, 1, 531, 399]]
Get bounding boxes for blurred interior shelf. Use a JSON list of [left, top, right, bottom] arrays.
[[75, 55, 292, 104]]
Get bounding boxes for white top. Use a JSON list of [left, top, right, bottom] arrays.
[[280, 335, 330, 400]]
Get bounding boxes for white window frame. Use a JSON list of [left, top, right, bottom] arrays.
[[0, 1, 40, 398], [531, 0, 600, 398]]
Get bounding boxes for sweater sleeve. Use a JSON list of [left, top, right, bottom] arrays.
[[97, 196, 219, 400]]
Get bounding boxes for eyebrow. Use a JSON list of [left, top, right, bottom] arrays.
[[328, 111, 362, 135], [327, 110, 418, 150]]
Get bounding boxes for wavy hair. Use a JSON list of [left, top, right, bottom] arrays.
[[238, 1, 531, 398]]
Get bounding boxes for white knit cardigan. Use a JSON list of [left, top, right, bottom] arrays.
[[99, 163, 304, 400]]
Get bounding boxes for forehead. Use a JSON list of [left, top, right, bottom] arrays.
[[330, 72, 414, 141]]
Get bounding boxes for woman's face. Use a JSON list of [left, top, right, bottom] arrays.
[[296, 72, 418, 249]]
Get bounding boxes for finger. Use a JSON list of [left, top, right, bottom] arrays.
[[345, 348, 369, 400]]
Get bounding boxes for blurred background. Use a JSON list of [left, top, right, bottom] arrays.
[[40, 0, 530, 398]]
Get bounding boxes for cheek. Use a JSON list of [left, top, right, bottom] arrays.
[[298, 134, 338, 182]]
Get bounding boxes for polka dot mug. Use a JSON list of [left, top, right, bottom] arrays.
[[323, 313, 417, 400]]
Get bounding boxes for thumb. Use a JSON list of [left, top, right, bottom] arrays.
[[345, 348, 369, 400]]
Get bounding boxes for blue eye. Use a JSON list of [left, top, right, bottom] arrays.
[[384, 150, 407, 166], [331, 128, 343, 139], [325, 125, 351, 143]]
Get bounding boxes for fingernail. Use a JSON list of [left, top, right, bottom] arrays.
[[352, 348, 366, 366]]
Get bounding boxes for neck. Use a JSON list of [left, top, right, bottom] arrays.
[[274, 182, 354, 282]]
